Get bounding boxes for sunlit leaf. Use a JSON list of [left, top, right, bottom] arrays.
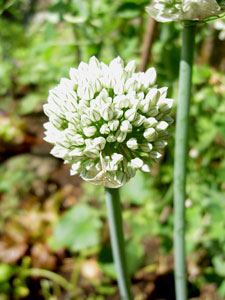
[[51, 204, 102, 252]]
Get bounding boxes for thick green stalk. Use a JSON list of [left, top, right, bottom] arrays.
[[105, 187, 132, 300], [174, 24, 196, 300]]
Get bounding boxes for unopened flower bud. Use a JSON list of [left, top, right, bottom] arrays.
[[131, 158, 143, 169], [116, 131, 127, 143], [69, 148, 84, 157], [106, 134, 117, 143], [93, 137, 106, 150], [81, 115, 92, 126], [112, 153, 124, 165], [71, 134, 85, 146], [70, 161, 82, 175], [146, 88, 160, 106], [132, 114, 145, 127], [144, 117, 158, 128], [114, 109, 123, 120], [141, 163, 151, 173], [101, 104, 114, 121], [140, 143, 153, 152], [100, 124, 109, 135], [83, 126, 97, 137], [90, 108, 101, 122], [158, 98, 173, 113], [120, 120, 132, 133], [125, 60, 136, 75], [150, 150, 162, 160], [127, 138, 138, 150], [146, 68, 157, 86], [125, 108, 137, 122], [156, 121, 169, 132], [51, 145, 68, 159], [108, 120, 120, 132], [154, 140, 168, 149], [144, 128, 156, 141]]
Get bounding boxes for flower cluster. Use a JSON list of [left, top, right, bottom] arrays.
[[43, 57, 173, 188], [146, 0, 224, 23]]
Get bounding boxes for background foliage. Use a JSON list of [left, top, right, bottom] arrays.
[[0, 0, 225, 299]]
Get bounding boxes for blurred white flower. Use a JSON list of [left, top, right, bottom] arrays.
[[43, 56, 173, 188], [146, 0, 224, 23], [214, 18, 225, 40]]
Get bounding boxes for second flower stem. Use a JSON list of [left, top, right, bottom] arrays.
[[174, 23, 196, 300], [105, 187, 132, 300]]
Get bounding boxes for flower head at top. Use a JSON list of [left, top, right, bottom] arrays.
[[43, 57, 173, 188], [146, 0, 225, 23]]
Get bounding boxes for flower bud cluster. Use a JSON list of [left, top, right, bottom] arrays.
[[43, 56, 173, 188], [146, 0, 224, 23]]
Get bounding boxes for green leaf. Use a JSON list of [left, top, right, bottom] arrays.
[[51, 204, 102, 252], [0, 264, 13, 283], [99, 262, 117, 279], [18, 94, 43, 115], [218, 280, 225, 298], [121, 172, 150, 205], [212, 256, 225, 277], [126, 239, 144, 276]]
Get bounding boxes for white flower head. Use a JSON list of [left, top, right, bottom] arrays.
[[146, 0, 224, 23], [43, 56, 173, 188]]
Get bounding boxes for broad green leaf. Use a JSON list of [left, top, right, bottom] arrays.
[[52, 204, 102, 252]]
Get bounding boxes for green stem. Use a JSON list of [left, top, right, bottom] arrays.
[[105, 187, 132, 300], [174, 24, 196, 300], [21, 268, 73, 291]]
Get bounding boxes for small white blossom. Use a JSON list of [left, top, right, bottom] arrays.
[[100, 124, 110, 135], [124, 108, 137, 122], [83, 126, 97, 137], [142, 163, 151, 172], [116, 131, 127, 143], [150, 150, 162, 160], [144, 117, 158, 128], [101, 104, 114, 121], [156, 121, 169, 132], [146, 0, 224, 23], [108, 120, 120, 132], [43, 56, 173, 188], [127, 138, 138, 150], [93, 137, 106, 150], [214, 18, 225, 40], [120, 120, 132, 133], [144, 128, 157, 141], [154, 140, 168, 149], [140, 143, 153, 152], [89, 108, 101, 122], [106, 134, 117, 143], [131, 158, 144, 169], [71, 161, 82, 175]]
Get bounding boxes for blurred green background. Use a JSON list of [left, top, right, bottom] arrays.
[[0, 0, 225, 299]]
